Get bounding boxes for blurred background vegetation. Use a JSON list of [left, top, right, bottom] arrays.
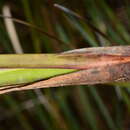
[[0, 0, 130, 129]]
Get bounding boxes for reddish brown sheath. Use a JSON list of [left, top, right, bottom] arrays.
[[1, 46, 130, 69], [1, 46, 130, 94]]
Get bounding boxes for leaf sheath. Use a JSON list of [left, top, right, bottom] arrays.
[[1, 46, 130, 94]]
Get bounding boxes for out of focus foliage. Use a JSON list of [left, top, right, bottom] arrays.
[[0, 0, 130, 129]]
